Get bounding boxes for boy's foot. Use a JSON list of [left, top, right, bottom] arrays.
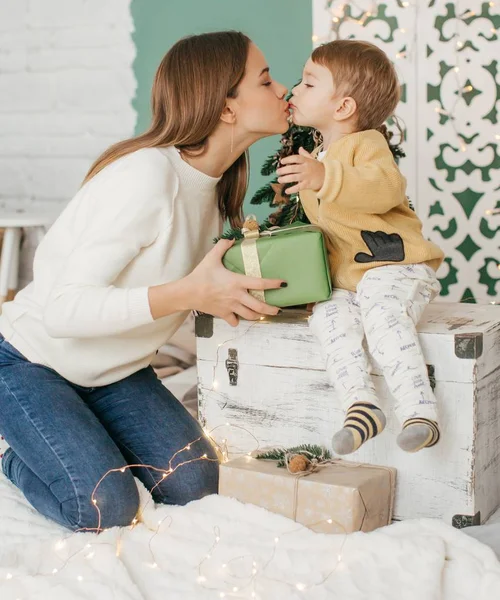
[[332, 402, 386, 455], [397, 418, 440, 453]]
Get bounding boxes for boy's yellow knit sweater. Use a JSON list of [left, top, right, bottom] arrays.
[[299, 130, 444, 292]]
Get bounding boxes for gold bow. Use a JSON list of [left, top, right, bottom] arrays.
[[241, 215, 265, 302]]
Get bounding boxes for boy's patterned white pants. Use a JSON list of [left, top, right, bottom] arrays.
[[309, 264, 441, 425]]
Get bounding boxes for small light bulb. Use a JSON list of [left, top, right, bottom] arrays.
[[220, 594, 226, 599], [233, 587, 239, 592], [402, 1, 410, 6], [55, 540, 65, 550], [296, 582, 306, 591], [186, 445, 191, 450], [332, 16, 339, 22], [327, 519, 333, 524], [77, 575, 84, 582], [120, 467, 126, 473], [312, 35, 319, 42], [151, 562, 158, 569], [52, 568, 58, 574], [197, 575, 206, 583], [454, 66, 460, 72], [222, 563, 227, 568], [6, 573, 13, 580], [215, 536, 220, 542], [162, 473, 167, 478], [202, 453, 208, 459], [92, 499, 97, 505], [274, 537, 280, 543], [338, 554, 343, 562]]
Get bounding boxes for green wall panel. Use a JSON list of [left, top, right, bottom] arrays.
[[131, 0, 312, 222]]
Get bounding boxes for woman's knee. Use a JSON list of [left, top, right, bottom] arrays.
[[64, 471, 140, 531], [154, 453, 219, 506]]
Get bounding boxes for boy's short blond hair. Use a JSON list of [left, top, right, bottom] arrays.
[[312, 40, 400, 132]]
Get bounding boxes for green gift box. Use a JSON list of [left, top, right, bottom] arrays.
[[222, 223, 332, 308]]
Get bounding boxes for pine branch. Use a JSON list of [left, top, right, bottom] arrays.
[[255, 444, 332, 468]]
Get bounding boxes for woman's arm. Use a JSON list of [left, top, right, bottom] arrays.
[[148, 239, 285, 327], [44, 157, 284, 338], [43, 158, 170, 338]]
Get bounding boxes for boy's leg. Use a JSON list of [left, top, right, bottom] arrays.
[[358, 264, 441, 452], [309, 290, 386, 454]]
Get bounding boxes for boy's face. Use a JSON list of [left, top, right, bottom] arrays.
[[289, 59, 342, 130]]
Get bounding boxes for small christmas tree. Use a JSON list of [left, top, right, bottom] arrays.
[[219, 119, 406, 241]]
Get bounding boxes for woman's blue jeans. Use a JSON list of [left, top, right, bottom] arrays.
[[0, 336, 219, 531]]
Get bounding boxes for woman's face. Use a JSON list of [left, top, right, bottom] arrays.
[[229, 44, 290, 137]]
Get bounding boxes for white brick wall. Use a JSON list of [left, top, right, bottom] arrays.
[[0, 0, 136, 213], [0, 0, 136, 287]]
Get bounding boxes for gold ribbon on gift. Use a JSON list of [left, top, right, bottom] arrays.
[[241, 215, 265, 302], [240, 215, 321, 303]]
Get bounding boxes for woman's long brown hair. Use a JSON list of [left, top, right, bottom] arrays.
[[83, 31, 251, 228]]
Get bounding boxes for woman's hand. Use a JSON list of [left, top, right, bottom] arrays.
[[276, 147, 325, 195], [148, 239, 286, 327], [185, 239, 286, 326]]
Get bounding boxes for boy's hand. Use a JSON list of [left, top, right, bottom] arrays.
[[276, 147, 325, 195]]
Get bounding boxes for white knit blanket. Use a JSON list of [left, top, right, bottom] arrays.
[[0, 474, 499, 600]]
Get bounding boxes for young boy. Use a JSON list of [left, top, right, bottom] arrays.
[[276, 40, 444, 455]]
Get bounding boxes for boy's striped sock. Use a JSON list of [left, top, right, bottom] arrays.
[[397, 417, 440, 453], [332, 402, 386, 455]]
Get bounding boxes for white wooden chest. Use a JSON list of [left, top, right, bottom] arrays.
[[196, 303, 500, 527]]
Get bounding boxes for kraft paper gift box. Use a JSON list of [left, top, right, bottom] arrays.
[[222, 223, 332, 308], [219, 456, 396, 534]]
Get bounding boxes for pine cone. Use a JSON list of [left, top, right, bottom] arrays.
[[288, 454, 310, 474]]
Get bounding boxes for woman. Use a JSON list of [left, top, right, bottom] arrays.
[[0, 31, 290, 531]]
